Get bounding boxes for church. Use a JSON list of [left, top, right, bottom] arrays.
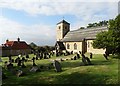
[[55, 19, 108, 54]]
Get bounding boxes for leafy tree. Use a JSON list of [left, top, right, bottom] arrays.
[[92, 14, 120, 54]]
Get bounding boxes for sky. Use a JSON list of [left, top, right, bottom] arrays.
[[0, 0, 119, 46]]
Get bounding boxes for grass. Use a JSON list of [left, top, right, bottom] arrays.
[[0, 53, 119, 85]]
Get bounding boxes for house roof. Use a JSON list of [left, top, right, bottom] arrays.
[[4, 41, 30, 49], [57, 19, 70, 25], [61, 26, 108, 42]]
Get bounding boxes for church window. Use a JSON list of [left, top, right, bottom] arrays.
[[74, 43, 77, 50], [67, 44, 70, 49], [88, 42, 90, 48], [59, 26, 61, 29]]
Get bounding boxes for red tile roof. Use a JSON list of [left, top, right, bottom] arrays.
[[5, 41, 30, 50]]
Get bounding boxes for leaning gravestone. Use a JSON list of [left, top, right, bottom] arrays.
[[85, 57, 92, 65], [103, 54, 109, 60], [53, 60, 62, 72], [30, 66, 40, 72], [81, 54, 87, 65]]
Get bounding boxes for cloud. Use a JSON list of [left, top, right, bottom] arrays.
[[0, 16, 56, 45], [0, 0, 118, 45], [0, 0, 118, 16]]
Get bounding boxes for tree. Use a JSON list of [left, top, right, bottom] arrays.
[[92, 14, 120, 54]]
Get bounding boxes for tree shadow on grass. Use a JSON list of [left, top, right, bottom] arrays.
[[54, 72, 112, 84]]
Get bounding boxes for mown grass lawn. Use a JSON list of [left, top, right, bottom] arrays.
[[0, 53, 119, 85]]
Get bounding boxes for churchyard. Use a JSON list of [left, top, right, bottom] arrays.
[[0, 52, 119, 85]]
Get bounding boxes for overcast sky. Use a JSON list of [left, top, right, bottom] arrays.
[[0, 0, 119, 46]]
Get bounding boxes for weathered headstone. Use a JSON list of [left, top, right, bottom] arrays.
[[17, 59, 22, 67], [21, 57, 26, 68], [16, 70, 23, 77], [85, 57, 92, 65], [81, 54, 87, 65], [8, 55, 12, 63], [26, 54, 29, 58], [73, 56, 77, 60], [30, 66, 40, 72], [53, 60, 62, 72], [103, 54, 109, 60], [76, 54, 80, 59], [90, 53, 93, 59], [32, 57, 37, 66]]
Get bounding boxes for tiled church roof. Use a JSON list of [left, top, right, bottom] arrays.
[[61, 26, 108, 42]]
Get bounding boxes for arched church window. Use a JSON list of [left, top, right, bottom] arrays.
[[59, 26, 61, 29], [74, 43, 77, 50], [67, 44, 70, 49]]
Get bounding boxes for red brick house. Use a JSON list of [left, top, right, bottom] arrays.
[[0, 38, 31, 57]]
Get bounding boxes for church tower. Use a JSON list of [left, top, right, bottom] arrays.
[[56, 19, 70, 41]]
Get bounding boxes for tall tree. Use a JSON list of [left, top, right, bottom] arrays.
[[93, 14, 120, 54]]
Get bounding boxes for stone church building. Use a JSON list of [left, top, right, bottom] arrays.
[[55, 20, 108, 54]]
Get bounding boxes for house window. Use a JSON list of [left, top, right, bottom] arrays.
[[67, 44, 70, 49], [74, 43, 77, 50]]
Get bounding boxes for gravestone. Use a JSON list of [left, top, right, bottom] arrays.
[[35, 56, 38, 60], [76, 54, 80, 59], [82, 57, 87, 65], [32, 57, 37, 66], [21, 57, 26, 68], [17, 59, 22, 67], [73, 56, 77, 60], [79, 51, 81, 54], [60, 58, 64, 61], [8, 55, 12, 63], [30, 66, 40, 72], [103, 54, 108, 60], [53, 60, 62, 72], [85, 57, 92, 65], [26, 54, 29, 58], [16, 70, 23, 77], [90, 53, 93, 59], [7, 63, 13, 70], [81, 54, 87, 65], [71, 51, 73, 54]]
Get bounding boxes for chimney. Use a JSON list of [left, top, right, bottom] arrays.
[[17, 37, 20, 42]]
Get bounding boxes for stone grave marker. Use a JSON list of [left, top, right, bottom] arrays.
[[53, 60, 62, 72], [90, 53, 93, 59], [85, 57, 92, 65], [16, 70, 23, 77], [103, 54, 109, 60], [32, 57, 37, 66], [30, 66, 40, 72], [76, 53, 80, 59]]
